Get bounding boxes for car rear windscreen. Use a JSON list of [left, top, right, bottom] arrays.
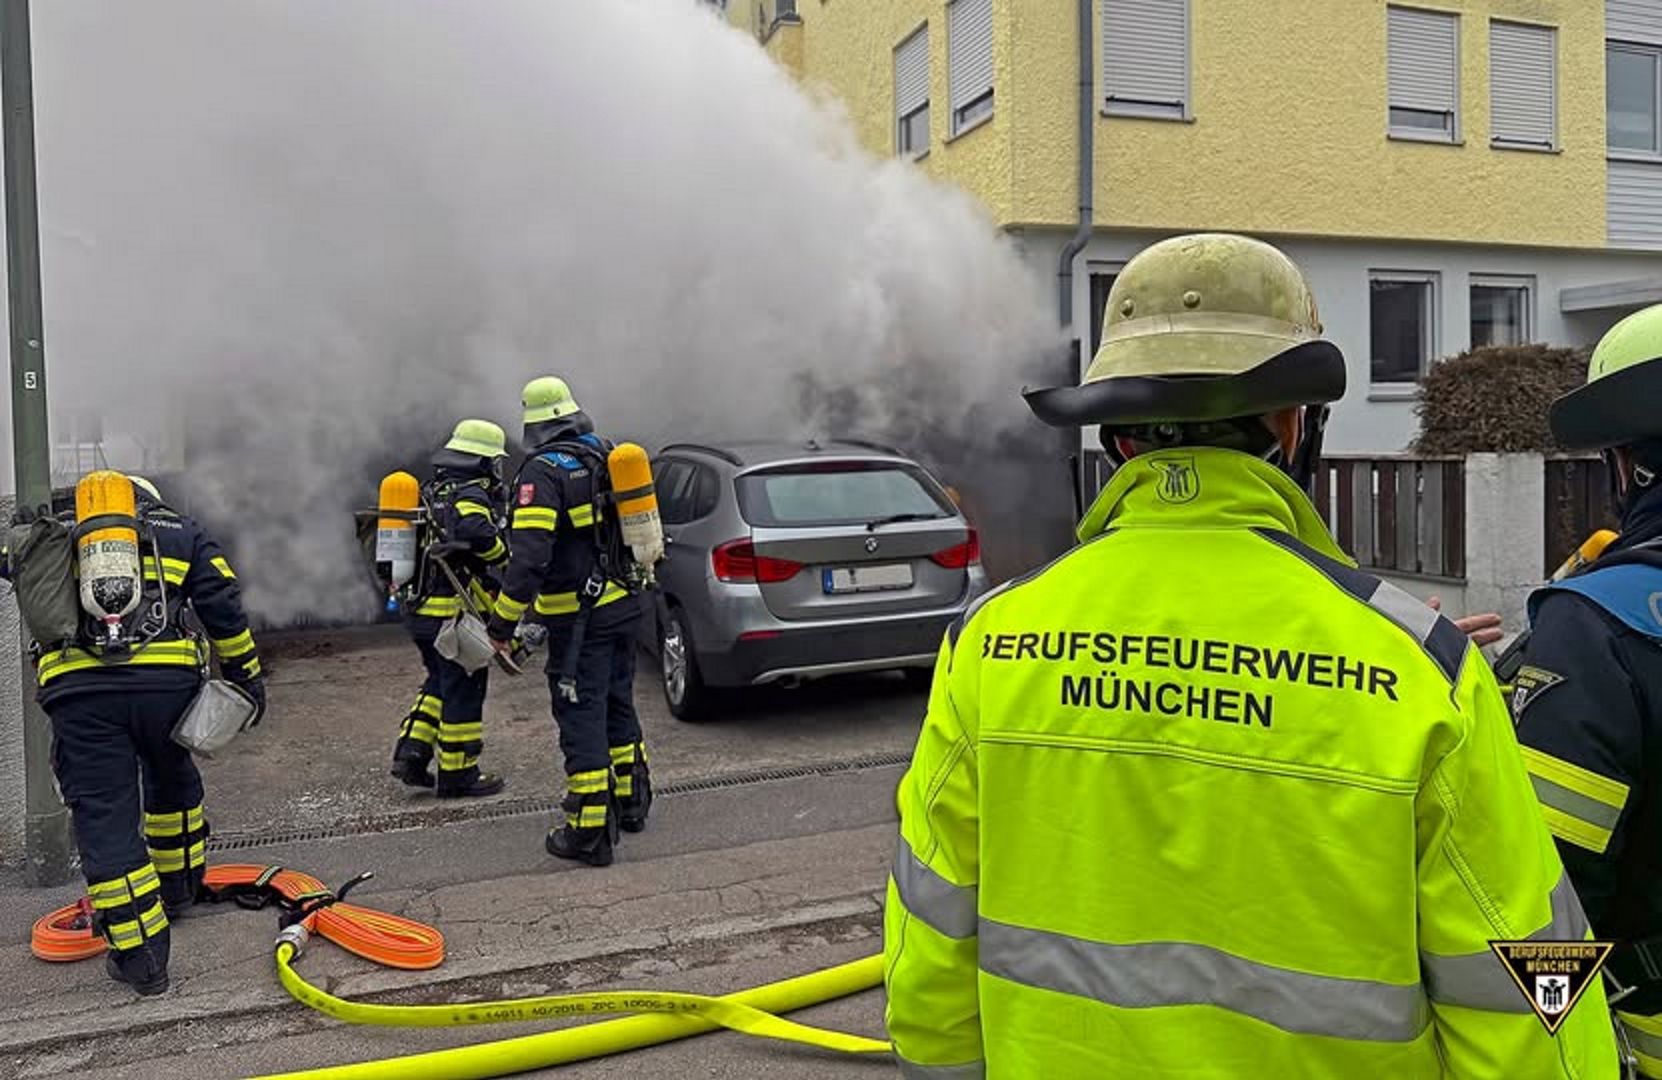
[[735, 461, 953, 528]]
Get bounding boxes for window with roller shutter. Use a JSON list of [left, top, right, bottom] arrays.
[[1101, 0, 1189, 121], [894, 26, 931, 159], [1490, 21, 1556, 150], [1388, 6, 1460, 143], [948, 0, 994, 135]]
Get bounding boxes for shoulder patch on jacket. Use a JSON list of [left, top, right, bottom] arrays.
[[517, 483, 537, 507], [1510, 664, 1566, 719]]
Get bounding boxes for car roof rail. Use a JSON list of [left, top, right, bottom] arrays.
[[659, 442, 745, 467]]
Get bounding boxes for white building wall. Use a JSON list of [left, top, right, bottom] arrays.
[[1070, 230, 1662, 453]]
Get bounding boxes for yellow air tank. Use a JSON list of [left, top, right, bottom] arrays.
[[376, 471, 423, 599], [607, 443, 664, 571], [75, 471, 143, 647]]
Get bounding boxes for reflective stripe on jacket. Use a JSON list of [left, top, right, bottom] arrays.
[[883, 448, 1619, 1079], [37, 504, 259, 698]]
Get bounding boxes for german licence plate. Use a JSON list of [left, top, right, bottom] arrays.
[[823, 564, 913, 594]]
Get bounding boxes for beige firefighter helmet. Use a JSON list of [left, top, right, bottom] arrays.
[[1025, 233, 1346, 428]]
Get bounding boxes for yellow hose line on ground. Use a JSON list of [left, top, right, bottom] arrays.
[[254, 943, 890, 1080]]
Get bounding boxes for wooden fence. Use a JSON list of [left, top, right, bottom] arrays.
[[1314, 456, 1466, 579], [1543, 456, 1618, 575], [1080, 450, 1626, 583], [1081, 451, 1468, 579]]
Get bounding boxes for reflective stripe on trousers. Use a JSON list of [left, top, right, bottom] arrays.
[[892, 837, 1586, 1041], [1618, 1011, 1662, 1079]]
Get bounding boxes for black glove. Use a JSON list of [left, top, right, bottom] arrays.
[[232, 675, 267, 730], [486, 613, 518, 644]]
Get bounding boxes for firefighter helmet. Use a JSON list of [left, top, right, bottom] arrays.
[[128, 475, 162, 503], [522, 377, 582, 425], [1550, 303, 1662, 450], [1025, 233, 1346, 428], [442, 419, 508, 459]]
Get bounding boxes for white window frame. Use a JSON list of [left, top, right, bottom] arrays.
[[1101, 0, 1192, 122], [1387, 6, 1461, 145], [1608, 41, 1662, 162], [894, 24, 931, 161], [1488, 20, 1557, 152], [1469, 273, 1536, 348], [1368, 270, 1441, 391], [947, 0, 995, 138]]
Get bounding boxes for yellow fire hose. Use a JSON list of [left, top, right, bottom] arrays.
[[254, 925, 891, 1080]]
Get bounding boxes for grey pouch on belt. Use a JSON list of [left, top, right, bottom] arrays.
[[172, 679, 257, 758]]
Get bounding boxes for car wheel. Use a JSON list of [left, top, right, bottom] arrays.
[[660, 608, 712, 722]]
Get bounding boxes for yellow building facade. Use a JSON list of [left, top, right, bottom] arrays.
[[722, 0, 1662, 452]]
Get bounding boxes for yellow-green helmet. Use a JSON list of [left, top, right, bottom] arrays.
[[1550, 303, 1662, 450], [522, 376, 582, 425], [1026, 233, 1346, 427], [442, 418, 508, 459], [128, 475, 162, 502]]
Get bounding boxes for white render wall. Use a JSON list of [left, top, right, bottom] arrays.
[[1070, 230, 1662, 453]]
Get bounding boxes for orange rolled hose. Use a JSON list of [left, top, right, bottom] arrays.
[[30, 863, 443, 970]]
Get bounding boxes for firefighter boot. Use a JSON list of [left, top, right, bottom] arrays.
[[545, 791, 617, 867], [101, 923, 171, 997], [612, 743, 652, 834], [435, 772, 505, 799], [390, 741, 435, 788]]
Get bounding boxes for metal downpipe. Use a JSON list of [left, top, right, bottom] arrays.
[[1056, 0, 1095, 331]]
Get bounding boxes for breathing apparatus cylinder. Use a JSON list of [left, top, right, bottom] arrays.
[[74, 471, 143, 649], [607, 443, 664, 575], [376, 472, 423, 607]]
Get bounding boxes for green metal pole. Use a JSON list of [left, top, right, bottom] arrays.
[[3, 0, 72, 885]]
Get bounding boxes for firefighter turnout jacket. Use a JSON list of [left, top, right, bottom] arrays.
[[36, 501, 260, 705], [1514, 486, 1662, 1073], [883, 448, 1617, 1079], [412, 475, 508, 621], [489, 435, 628, 637]]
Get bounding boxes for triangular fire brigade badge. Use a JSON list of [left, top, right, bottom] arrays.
[[1488, 939, 1615, 1034]]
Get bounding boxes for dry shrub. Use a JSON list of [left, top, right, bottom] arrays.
[[1412, 344, 1589, 455]]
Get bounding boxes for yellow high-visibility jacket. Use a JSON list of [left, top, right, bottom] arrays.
[[884, 448, 1619, 1079]]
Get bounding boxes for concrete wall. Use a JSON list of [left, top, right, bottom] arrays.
[[1072, 229, 1662, 453], [1460, 452, 1546, 636], [0, 495, 24, 867]]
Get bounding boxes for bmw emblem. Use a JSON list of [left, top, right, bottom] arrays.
[[864, 536, 880, 554]]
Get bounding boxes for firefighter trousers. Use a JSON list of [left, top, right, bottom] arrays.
[[398, 618, 489, 792], [543, 597, 647, 832], [46, 681, 205, 982]]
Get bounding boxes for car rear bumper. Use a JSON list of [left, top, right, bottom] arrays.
[[697, 610, 958, 686]]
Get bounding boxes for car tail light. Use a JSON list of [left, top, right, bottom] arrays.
[[930, 529, 981, 569], [713, 539, 802, 584]]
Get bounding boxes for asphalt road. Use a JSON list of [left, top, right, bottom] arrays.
[[208, 623, 928, 841], [2, 626, 925, 1080], [63, 944, 891, 1080]]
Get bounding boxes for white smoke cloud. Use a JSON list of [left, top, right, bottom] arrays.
[[22, 0, 1061, 625]]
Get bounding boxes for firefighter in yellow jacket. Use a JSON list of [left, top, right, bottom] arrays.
[[882, 234, 1619, 1078]]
